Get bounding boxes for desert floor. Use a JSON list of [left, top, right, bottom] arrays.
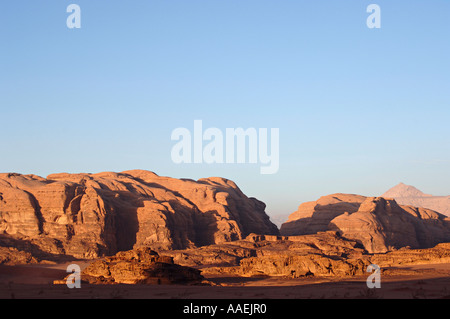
[[0, 262, 449, 299]]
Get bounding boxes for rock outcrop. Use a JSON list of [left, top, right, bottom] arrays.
[[383, 183, 450, 217], [0, 246, 38, 265], [371, 243, 450, 267], [236, 254, 369, 278], [0, 170, 278, 260], [163, 231, 370, 278], [280, 194, 450, 253], [57, 247, 205, 285]]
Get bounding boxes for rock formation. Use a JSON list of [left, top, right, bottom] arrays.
[[56, 247, 205, 285], [0, 246, 38, 265], [371, 242, 450, 268], [383, 183, 450, 217], [163, 231, 370, 278], [280, 194, 450, 253], [0, 170, 278, 260], [236, 253, 369, 278]]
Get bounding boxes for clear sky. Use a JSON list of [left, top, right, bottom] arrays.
[[1, 1, 449, 217]]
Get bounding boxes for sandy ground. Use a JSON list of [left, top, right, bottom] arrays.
[[0, 262, 449, 299]]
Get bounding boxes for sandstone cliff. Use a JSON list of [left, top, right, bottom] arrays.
[[0, 170, 278, 260], [280, 194, 450, 253]]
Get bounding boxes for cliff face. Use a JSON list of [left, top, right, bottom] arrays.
[[280, 194, 450, 253], [0, 170, 278, 259]]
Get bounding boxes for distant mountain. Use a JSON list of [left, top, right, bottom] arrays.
[[383, 183, 450, 217], [269, 213, 290, 229], [383, 183, 429, 198]]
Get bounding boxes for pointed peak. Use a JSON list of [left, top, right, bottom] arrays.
[[382, 183, 426, 198]]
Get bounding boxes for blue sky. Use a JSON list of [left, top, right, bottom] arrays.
[[1, 1, 450, 217]]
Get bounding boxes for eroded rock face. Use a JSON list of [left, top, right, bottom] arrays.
[[0, 170, 278, 260], [281, 194, 450, 253]]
